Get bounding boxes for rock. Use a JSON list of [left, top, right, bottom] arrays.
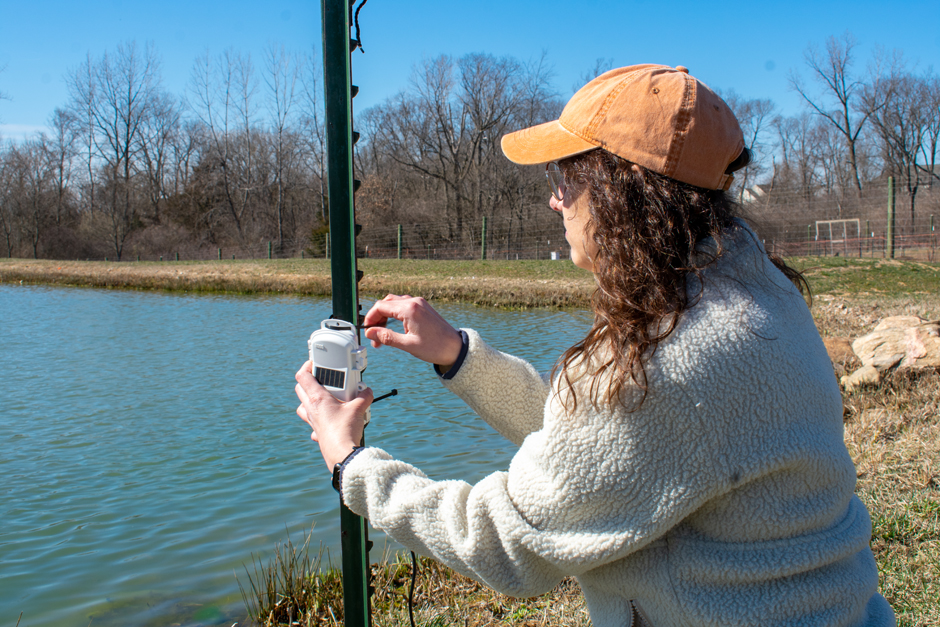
[[852, 316, 940, 370], [872, 316, 928, 332], [842, 316, 940, 389], [841, 364, 881, 391]]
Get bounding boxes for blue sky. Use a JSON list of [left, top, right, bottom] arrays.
[[1, 0, 938, 142]]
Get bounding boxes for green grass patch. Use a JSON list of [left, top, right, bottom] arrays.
[[789, 257, 940, 297]]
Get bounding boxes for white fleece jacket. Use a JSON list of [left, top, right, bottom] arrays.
[[341, 225, 895, 627]]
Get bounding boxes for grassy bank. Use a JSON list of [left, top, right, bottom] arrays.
[[0, 258, 595, 308], [2, 256, 938, 308]]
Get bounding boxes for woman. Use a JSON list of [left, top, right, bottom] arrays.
[[295, 64, 894, 626]]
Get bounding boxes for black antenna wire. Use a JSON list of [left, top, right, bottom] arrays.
[[408, 550, 418, 627], [353, 0, 369, 52]]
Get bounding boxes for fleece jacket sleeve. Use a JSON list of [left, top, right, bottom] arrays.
[[440, 328, 552, 446]]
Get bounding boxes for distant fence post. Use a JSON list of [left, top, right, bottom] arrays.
[[806, 225, 812, 256], [932, 215, 936, 256], [218, 248, 222, 260], [175, 252, 179, 261], [397, 224, 402, 259], [886, 176, 895, 259], [268, 241, 272, 259], [481, 216, 488, 260]]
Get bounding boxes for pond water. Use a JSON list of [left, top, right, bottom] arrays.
[[0, 284, 592, 627]]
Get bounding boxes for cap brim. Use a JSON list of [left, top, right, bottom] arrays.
[[500, 120, 598, 165]]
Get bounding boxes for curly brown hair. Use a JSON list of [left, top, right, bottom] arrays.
[[552, 149, 806, 413]]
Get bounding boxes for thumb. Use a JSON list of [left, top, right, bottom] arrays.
[[353, 386, 374, 405]]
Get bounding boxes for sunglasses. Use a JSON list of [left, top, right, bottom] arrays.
[[545, 162, 567, 201]]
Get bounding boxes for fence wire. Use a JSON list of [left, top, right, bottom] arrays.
[[72, 180, 940, 263]]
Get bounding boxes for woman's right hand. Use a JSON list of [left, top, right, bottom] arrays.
[[363, 295, 463, 370]]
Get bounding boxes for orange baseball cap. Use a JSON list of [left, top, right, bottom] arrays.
[[500, 64, 745, 191]]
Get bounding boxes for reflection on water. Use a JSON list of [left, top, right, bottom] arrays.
[[0, 285, 591, 626]]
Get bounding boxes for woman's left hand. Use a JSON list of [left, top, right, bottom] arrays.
[[295, 360, 374, 470]]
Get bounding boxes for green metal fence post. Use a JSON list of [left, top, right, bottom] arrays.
[[481, 216, 487, 260], [321, 0, 371, 624], [397, 224, 402, 259], [268, 241, 272, 259], [887, 176, 895, 259]]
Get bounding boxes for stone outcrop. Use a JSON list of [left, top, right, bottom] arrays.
[[840, 316, 940, 390]]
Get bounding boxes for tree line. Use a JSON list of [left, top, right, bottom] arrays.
[[0, 33, 937, 261]]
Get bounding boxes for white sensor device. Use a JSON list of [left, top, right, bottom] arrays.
[[308, 319, 370, 423]]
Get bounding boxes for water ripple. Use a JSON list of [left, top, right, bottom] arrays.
[[0, 285, 590, 626]]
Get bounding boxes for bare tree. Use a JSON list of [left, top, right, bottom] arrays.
[[138, 91, 181, 224], [721, 90, 775, 203], [357, 52, 562, 254], [264, 44, 300, 251], [773, 113, 822, 203], [917, 73, 940, 188], [790, 33, 887, 195], [47, 108, 79, 227], [8, 139, 55, 258], [866, 67, 933, 232], [518, 51, 561, 128], [66, 53, 98, 217], [574, 57, 614, 93], [0, 149, 17, 256], [187, 49, 260, 242], [66, 42, 164, 259], [298, 48, 327, 222]]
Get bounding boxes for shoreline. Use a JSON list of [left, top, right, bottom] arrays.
[[3, 257, 940, 310], [0, 258, 596, 309]]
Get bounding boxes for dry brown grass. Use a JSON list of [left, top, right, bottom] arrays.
[[842, 366, 940, 627], [817, 293, 940, 627], [0, 258, 595, 308], [369, 555, 589, 627]]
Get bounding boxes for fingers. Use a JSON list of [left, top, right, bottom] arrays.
[[364, 325, 409, 350], [364, 296, 426, 348], [362, 297, 403, 328], [362, 295, 424, 326], [296, 403, 318, 441]]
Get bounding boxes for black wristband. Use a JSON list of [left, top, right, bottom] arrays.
[[435, 329, 469, 380], [331, 446, 365, 493]]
